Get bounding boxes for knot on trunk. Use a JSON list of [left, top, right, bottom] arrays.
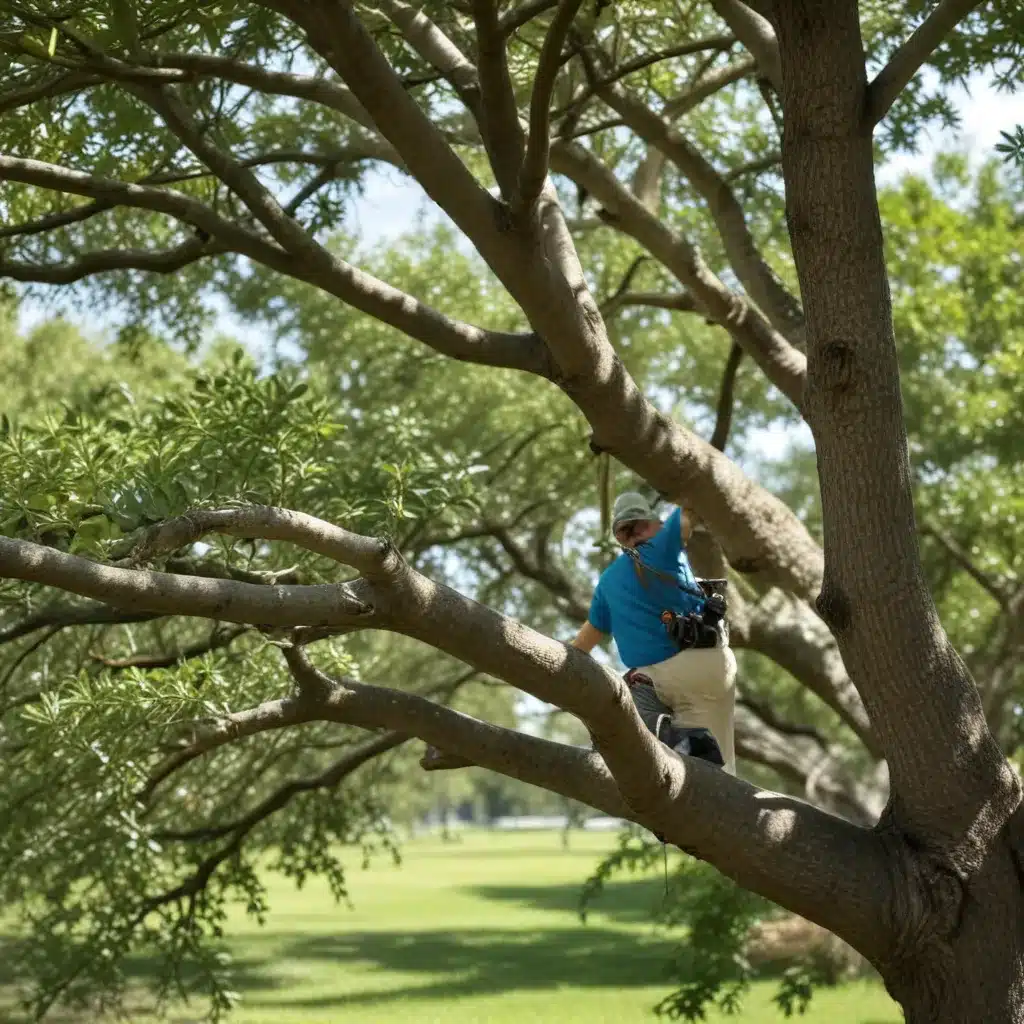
[[816, 579, 852, 633], [876, 834, 967, 1014], [809, 339, 856, 399]]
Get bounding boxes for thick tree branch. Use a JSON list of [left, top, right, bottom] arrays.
[[775, 0, 1019, 854], [0, 507, 887, 951], [550, 139, 807, 407], [708, 0, 781, 89], [378, 0, 483, 117], [865, 0, 987, 126], [127, 506, 395, 577], [0, 154, 544, 374], [0, 70, 101, 115], [280, 647, 891, 955], [593, 78, 805, 341], [519, 0, 585, 204], [0, 537, 375, 631], [258, 0, 511, 268], [461, 0, 525, 202], [0, 155, 290, 259], [238, 8, 824, 606], [0, 148, 393, 243]]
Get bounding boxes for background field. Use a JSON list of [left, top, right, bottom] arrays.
[[2, 831, 902, 1023]]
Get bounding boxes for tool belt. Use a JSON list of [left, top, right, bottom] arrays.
[[661, 578, 729, 652]]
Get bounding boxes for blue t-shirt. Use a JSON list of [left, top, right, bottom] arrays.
[[588, 507, 704, 669]]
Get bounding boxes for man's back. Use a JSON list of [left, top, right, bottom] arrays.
[[588, 507, 704, 669]]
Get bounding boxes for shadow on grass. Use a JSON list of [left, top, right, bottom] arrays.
[[406, 843, 610, 860], [3, 918, 679, 1015], [232, 925, 679, 1009], [463, 877, 668, 925]]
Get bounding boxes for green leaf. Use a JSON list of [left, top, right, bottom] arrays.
[[72, 515, 122, 550], [47, 26, 57, 56]]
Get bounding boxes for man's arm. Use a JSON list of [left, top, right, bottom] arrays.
[[571, 621, 607, 654]]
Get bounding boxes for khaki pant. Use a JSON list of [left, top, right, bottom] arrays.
[[638, 646, 738, 774]]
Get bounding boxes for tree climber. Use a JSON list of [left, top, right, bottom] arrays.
[[571, 491, 737, 773]]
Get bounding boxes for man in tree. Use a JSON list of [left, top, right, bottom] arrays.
[[571, 492, 737, 772]]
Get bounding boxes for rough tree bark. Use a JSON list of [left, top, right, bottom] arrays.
[[773, 2, 1023, 1020]]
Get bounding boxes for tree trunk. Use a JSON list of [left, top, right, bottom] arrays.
[[883, 840, 1024, 1023], [771, 2, 1024, 1019]]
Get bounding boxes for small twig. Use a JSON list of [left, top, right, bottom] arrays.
[[91, 624, 247, 672], [0, 624, 63, 695], [709, 342, 745, 452], [598, 255, 650, 314], [155, 730, 408, 842], [138, 696, 315, 805], [921, 521, 1011, 607]]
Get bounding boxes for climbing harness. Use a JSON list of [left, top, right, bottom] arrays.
[[623, 543, 730, 651]]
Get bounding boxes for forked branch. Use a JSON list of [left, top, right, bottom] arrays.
[[519, 0, 585, 204]]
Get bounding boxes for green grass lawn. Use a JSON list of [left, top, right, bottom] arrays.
[[2, 830, 902, 1023]]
